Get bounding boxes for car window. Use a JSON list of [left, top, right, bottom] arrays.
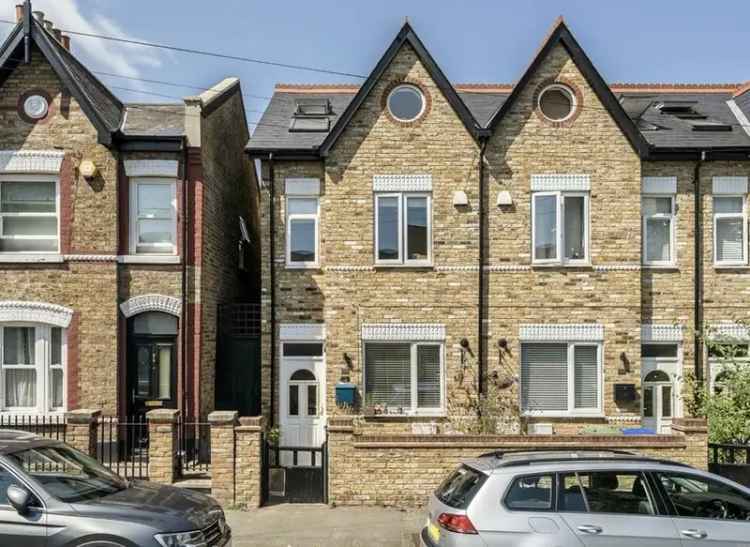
[[505, 474, 553, 511], [558, 471, 655, 515], [657, 472, 750, 521], [435, 465, 487, 509]]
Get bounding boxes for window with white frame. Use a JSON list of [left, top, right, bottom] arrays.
[[0, 175, 58, 253], [531, 192, 588, 264], [130, 179, 177, 255], [364, 342, 443, 414], [520, 342, 601, 416], [286, 196, 319, 267], [643, 196, 676, 265], [713, 196, 747, 265], [0, 324, 65, 413], [375, 193, 431, 265], [708, 341, 749, 393]]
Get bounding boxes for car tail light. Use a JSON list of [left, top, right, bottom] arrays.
[[437, 512, 478, 534]]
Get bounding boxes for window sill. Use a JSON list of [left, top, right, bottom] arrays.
[[714, 264, 750, 271], [0, 254, 64, 264], [118, 255, 181, 265], [531, 262, 592, 269], [286, 263, 321, 270], [374, 263, 434, 270]]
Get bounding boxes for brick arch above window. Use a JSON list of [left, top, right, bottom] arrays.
[[119, 294, 181, 318], [0, 301, 73, 327]]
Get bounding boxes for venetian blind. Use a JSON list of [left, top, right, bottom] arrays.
[[574, 345, 598, 409], [521, 344, 567, 412], [417, 345, 441, 409], [365, 343, 411, 408]]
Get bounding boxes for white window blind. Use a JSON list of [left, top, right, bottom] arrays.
[[574, 345, 598, 409], [0, 177, 58, 253], [417, 345, 440, 408], [521, 344, 568, 411], [714, 196, 746, 264]]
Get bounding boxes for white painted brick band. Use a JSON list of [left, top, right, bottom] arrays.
[[0, 301, 73, 327], [124, 160, 179, 178], [641, 324, 684, 342], [530, 174, 590, 192], [642, 177, 677, 194], [285, 178, 321, 196], [373, 174, 432, 192], [279, 323, 326, 341], [0, 150, 65, 174], [520, 323, 604, 341], [713, 176, 748, 195], [362, 323, 445, 341], [119, 294, 182, 318]]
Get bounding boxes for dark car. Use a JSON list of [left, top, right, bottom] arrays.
[[0, 429, 231, 546]]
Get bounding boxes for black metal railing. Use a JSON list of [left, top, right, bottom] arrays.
[[95, 416, 149, 480], [708, 442, 750, 487], [178, 417, 211, 476], [0, 414, 67, 441]]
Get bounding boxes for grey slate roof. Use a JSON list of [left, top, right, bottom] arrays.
[[248, 87, 750, 153], [122, 104, 185, 137]]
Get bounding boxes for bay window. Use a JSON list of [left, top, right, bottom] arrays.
[[714, 195, 747, 265], [286, 196, 319, 267], [0, 176, 58, 253], [1, 324, 65, 413], [130, 179, 177, 255], [531, 192, 588, 264], [375, 193, 431, 265], [364, 342, 442, 414], [643, 196, 675, 265], [520, 342, 601, 416]]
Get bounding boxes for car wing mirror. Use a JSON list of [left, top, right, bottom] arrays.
[[7, 485, 31, 515]]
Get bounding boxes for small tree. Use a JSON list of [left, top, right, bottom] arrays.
[[689, 324, 750, 444]]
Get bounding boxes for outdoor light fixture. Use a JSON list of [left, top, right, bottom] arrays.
[[452, 190, 469, 207], [619, 351, 631, 374], [79, 159, 98, 180], [496, 190, 513, 206], [497, 338, 508, 350]]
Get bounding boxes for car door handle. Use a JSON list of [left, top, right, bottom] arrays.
[[681, 529, 708, 539], [577, 524, 603, 535]]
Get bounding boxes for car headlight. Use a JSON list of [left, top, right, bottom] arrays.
[[154, 530, 207, 547]]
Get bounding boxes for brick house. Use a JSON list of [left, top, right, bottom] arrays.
[[0, 2, 259, 420], [247, 18, 750, 447]]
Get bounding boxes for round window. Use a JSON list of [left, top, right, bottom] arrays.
[[23, 94, 49, 120], [538, 84, 576, 122], [387, 84, 425, 122]]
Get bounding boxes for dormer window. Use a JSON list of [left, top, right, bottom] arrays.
[[290, 99, 331, 132]]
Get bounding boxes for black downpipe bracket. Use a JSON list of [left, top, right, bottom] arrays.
[[477, 139, 488, 399], [268, 154, 277, 427], [694, 152, 705, 383]]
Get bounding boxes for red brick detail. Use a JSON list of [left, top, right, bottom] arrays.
[[66, 312, 80, 410], [186, 302, 202, 419], [59, 154, 75, 254], [117, 158, 129, 255], [186, 147, 203, 266]]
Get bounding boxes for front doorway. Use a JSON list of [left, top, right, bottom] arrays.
[[641, 343, 681, 434], [126, 312, 178, 420]]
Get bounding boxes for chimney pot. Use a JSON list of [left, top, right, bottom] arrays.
[[32, 10, 44, 23], [61, 35, 70, 51], [53, 29, 62, 42], [43, 21, 53, 32], [15, 5, 23, 23]]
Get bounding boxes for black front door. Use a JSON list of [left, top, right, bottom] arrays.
[[127, 337, 177, 420]]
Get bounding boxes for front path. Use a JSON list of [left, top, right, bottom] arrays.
[[226, 505, 424, 547]]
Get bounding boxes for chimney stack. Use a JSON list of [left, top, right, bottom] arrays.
[[61, 35, 70, 51], [15, 4, 23, 23], [53, 28, 62, 42]]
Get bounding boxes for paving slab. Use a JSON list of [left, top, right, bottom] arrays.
[[226, 504, 424, 547]]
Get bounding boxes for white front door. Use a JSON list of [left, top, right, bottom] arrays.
[[641, 344, 681, 434], [642, 380, 673, 434], [279, 341, 325, 466]]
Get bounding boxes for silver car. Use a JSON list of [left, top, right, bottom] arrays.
[[0, 430, 231, 546], [421, 450, 750, 546]]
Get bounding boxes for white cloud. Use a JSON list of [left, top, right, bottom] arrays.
[[0, 0, 166, 89]]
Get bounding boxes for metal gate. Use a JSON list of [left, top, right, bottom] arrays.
[[262, 436, 328, 504], [709, 443, 750, 487]]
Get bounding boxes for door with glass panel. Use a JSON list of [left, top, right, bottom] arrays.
[[642, 371, 673, 434], [126, 312, 178, 420]]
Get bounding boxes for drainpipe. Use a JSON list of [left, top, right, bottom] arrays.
[[477, 138, 488, 399], [181, 141, 189, 418], [268, 153, 276, 427], [694, 151, 706, 384]]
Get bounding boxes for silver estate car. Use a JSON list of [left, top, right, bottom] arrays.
[[0, 430, 231, 547], [421, 450, 750, 546]]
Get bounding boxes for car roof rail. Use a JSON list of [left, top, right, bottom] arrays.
[[475, 449, 693, 469]]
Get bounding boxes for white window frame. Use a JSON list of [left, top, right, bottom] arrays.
[[531, 191, 589, 265], [642, 194, 676, 267], [362, 340, 445, 416], [0, 174, 60, 255], [129, 178, 178, 256], [713, 194, 748, 267], [285, 196, 320, 269], [519, 341, 602, 418], [374, 192, 432, 266], [0, 324, 67, 415]]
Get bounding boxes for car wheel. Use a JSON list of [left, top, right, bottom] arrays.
[[75, 539, 134, 547]]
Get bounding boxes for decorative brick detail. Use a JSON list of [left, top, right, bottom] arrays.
[[361, 323, 446, 341], [0, 301, 73, 327], [530, 174, 590, 192], [119, 294, 181, 318], [642, 324, 684, 342], [146, 409, 179, 485], [0, 150, 65, 173], [519, 323, 604, 341], [372, 174, 432, 192], [380, 80, 432, 127], [532, 77, 584, 127], [208, 411, 239, 507], [65, 409, 100, 456], [67, 312, 80, 409]]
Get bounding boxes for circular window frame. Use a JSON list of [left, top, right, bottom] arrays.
[[382, 81, 431, 126], [17, 89, 53, 124], [533, 80, 582, 127]]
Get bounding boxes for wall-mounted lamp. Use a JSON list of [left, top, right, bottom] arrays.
[[496, 190, 513, 207], [619, 352, 631, 374], [452, 190, 469, 207], [343, 352, 353, 369], [79, 159, 98, 180], [459, 337, 471, 366], [497, 338, 508, 351]]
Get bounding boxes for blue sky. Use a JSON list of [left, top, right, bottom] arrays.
[[1, 0, 749, 129]]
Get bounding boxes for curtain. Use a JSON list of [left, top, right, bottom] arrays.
[[5, 370, 36, 407], [3, 327, 36, 408]]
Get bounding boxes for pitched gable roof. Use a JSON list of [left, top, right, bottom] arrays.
[[486, 17, 651, 157], [318, 22, 485, 157], [0, 2, 124, 146]]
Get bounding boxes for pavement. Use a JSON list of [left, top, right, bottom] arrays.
[[226, 504, 425, 547]]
